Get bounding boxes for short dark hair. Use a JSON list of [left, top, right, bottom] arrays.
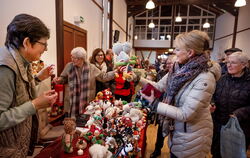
[[5, 14, 50, 50], [224, 48, 242, 54]]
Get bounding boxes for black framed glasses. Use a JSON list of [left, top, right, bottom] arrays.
[[36, 41, 48, 49]]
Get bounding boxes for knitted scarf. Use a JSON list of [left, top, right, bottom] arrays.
[[69, 63, 89, 117], [163, 53, 209, 104]]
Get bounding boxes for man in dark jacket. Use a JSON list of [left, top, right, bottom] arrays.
[[220, 48, 242, 75], [211, 52, 250, 158]]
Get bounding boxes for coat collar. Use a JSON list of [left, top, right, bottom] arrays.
[[8, 47, 31, 82]]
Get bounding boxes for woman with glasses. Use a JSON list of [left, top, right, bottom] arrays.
[[211, 52, 250, 158], [89, 48, 110, 93], [0, 14, 58, 157], [53, 47, 116, 118], [140, 30, 221, 158]]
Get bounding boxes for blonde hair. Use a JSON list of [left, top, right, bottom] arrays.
[[71, 47, 87, 59], [175, 30, 210, 55]]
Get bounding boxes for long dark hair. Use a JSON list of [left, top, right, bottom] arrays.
[[90, 48, 107, 64], [5, 14, 50, 49]]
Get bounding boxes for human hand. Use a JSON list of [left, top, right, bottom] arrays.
[[32, 90, 58, 110], [36, 64, 55, 81], [210, 103, 216, 113], [52, 77, 62, 84], [140, 90, 155, 104], [230, 114, 236, 118]]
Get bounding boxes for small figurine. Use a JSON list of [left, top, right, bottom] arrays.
[[76, 139, 87, 150], [76, 139, 87, 155], [62, 118, 76, 153], [120, 143, 133, 156]]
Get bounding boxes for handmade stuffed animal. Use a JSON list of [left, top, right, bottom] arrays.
[[120, 143, 133, 156], [62, 118, 76, 153], [89, 144, 112, 158], [105, 136, 118, 153], [76, 139, 87, 150]]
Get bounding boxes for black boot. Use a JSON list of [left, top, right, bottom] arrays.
[[150, 150, 161, 158]]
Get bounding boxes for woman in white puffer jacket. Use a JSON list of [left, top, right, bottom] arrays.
[[141, 30, 221, 158]]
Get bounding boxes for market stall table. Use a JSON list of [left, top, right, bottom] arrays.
[[35, 126, 147, 158]]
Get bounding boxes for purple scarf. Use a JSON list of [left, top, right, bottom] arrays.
[[164, 54, 209, 104], [69, 63, 89, 117]]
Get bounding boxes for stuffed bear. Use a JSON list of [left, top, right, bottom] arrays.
[[62, 118, 76, 153]]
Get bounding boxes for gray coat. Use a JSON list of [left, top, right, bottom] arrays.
[[149, 62, 221, 158]]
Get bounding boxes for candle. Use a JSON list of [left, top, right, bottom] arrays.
[[77, 149, 83, 155]]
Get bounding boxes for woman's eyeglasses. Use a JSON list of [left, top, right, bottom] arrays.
[[36, 41, 48, 49], [97, 54, 104, 57]]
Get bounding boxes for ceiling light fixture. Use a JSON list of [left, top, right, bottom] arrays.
[[235, 0, 246, 7], [203, 5, 210, 29], [148, 20, 155, 28], [175, 5, 182, 22], [203, 20, 210, 28], [146, 0, 155, 9]]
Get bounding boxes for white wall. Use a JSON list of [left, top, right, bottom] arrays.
[[0, 0, 57, 70], [213, 2, 250, 60], [113, 0, 127, 43], [64, 0, 103, 57], [235, 2, 250, 54], [212, 13, 234, 61]]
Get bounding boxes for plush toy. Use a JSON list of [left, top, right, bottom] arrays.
[[128, 108, 143, 123], [89, 144, 112, 158], [102, 88, 114, 103], [62, 118, 76, 153], [120, 143, 133, 156], [113, 42, 137, 102], [76, 139, 87, 150], [105, 136, 118, 153], [91, 130, 105, 145], [95, 91, 103, 101]]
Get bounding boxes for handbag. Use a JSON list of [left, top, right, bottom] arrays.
[[220, 116, 247, 158]]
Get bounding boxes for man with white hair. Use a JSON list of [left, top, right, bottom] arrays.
[[53, 47, 116, 117], [211, 51, 250, 158]]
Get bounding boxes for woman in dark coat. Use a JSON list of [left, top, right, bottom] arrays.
[[211, 51, 250, 158]]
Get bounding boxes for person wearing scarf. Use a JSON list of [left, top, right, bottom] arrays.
[[90, 48, 109, 94], [53, 47, 116, 118], [140, 30, 221, 158]]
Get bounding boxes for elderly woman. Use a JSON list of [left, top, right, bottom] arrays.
[[141, 30, 221, 158], [211, 52, 250, 158], [53, 47, 115, 117], [0, 14, 58, 157]]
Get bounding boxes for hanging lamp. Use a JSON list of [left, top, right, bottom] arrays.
[[203, 20, 210, 28], [235, 0, 246, 7], [146, 0, 155, 9], [175, 5, 182, 22], [203, 5, 210, 29], [148, 20, 155, 28]]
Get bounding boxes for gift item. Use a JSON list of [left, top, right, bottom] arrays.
[[62, 118, 76, 153], [141, 83, 163, 98]]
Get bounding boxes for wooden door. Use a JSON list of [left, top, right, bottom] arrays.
[[62, 21, 87, 69], [63, 25, 74, 66]]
